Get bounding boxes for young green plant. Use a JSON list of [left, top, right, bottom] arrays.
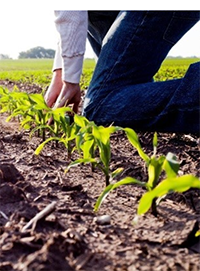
[[3, 92, 51, 140], [34, 107, 76, 159], [67, 115, 123, 186], [94, 129, 200, 218]]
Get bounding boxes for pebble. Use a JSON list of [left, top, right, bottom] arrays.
[[95, 215, 111, 225]]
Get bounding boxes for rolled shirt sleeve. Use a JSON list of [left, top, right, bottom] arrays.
[[52, 41, 62, 71], [54, 11, 88, 83]]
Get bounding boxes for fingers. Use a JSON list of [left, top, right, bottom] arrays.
[[53, 82, 81, 113], [72, 91, 81, 114], [52, 88, 68, 109], [72, 102, 79, 114], [44, 69, 63, 107], [45, 91, 58, 108], [47, 116, 54, 125]]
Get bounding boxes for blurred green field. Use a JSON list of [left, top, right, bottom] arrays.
[[0, 57, 199, 89], [0, 59, 53, 71], [0, 59, 54, 87], [0, 58, 96, 89], [154, 57, 200, 81]]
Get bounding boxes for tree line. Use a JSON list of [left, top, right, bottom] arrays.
[[0, 47, 55, 59], [18, 47, 55, 59]]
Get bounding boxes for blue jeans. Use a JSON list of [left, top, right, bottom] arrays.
[[83, 11, 200, 134]]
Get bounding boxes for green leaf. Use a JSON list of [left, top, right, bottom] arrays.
[[153, 132, 158, 148], [66, 158, 97, 172], [29, 93, 49, 110], [98, 141, 110, 169], [5, 105, 30, 122], [138, 175, 200, 215], [153, 132, 158, 156], [124, 128, 150, 163], [67, 124, 77, 141], [94, 177, 147, 212], [75, 133, 84, 153], [74, 114, 89, 128], [29, 124, 52, 137], [59, 115, 68, 134], [195, 230, 200, 237], [163, 152, 179, 178], [81, 139, 95, 159], [93, 125, 119, 170], [52, 106, 72, 116], [93, 125, 117, 145], [111, 167, 124, 179], [20, 117, 32, 130], [147, 156, 165, 189], [35, 137, 61, 155]]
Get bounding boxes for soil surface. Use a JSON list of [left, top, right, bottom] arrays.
[[0, 81, 200, 271]]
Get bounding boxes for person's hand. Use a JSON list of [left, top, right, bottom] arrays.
[[45, 69, 81, 113], [52, 81, 81, 113]]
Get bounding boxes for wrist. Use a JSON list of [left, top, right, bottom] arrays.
[[63, 81, 79, 87], [53, 68, 62, 76]]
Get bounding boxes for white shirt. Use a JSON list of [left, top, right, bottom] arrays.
[[53, 11, 88, 83]]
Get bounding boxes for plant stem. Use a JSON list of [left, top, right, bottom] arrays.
[[91, 163, 95, 172], [42, 129, 45, 142], [67, 141, 71, 160], [106, 175, 110, 187], [151, 198, 158, 217]]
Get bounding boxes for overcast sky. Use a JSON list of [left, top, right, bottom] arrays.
[[0, 6, 199, 59]]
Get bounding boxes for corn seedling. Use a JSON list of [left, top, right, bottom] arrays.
[[34, 107, 76, 158], [0, 87, 12, 113], [94, 129, 200, 218], [66, 115, 123, 186], [27, 93, 52, 140], [0, 86, 28, 117], [0, 89, 51, 140]]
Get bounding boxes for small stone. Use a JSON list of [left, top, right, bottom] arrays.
[[95, 215, 111, 225]]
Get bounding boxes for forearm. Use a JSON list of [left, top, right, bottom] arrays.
[[54, 10, 88, 83]]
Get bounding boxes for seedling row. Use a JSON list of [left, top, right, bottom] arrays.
[[0, 86, 199, 225]]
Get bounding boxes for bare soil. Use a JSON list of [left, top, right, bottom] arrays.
[[0, 81, 200, 271]]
